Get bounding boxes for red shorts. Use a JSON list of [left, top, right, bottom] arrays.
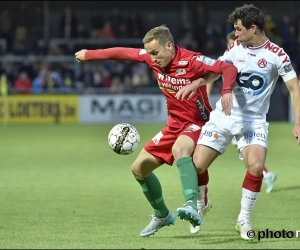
[[144, 116, 205, 166]]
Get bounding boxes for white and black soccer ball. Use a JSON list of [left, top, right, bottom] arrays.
[[108, 123, 140, 155]]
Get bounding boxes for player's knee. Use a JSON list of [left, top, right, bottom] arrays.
[[172, 144, 192, 160], [172, 145, 183, 159], [248, 161, 264, 175], [131, 162, 142, 178]]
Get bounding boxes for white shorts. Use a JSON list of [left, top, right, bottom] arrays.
[[198, 110, 269, 154]]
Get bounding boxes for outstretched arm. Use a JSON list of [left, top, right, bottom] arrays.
[[75, 47, 140, 62]]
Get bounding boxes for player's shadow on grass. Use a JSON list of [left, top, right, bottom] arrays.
[[271, 185, 300, 193], [172, 235, 261, 244]]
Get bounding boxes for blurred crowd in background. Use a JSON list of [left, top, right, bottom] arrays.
[[0, 1, 300, 96]]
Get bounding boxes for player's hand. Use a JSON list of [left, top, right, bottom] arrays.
[[221, 93, 233, 116], [75, 49, 87, 62], [175, 81, 200, 100], [293, 124, 300, 145]]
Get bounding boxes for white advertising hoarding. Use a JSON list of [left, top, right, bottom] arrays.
[[80, 95, 168, 124]]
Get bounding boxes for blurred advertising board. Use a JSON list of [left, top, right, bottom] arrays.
[[0, 95, 78, 124], [80, 95, 168, 124]]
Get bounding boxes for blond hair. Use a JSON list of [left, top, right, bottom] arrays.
[[143, 25, 174, 46]]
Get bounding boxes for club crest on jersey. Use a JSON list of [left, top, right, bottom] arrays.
[[175, 69, 186, 76], [178, 60, 188, 65], [196, 55, 216, 66], [257, 58, 267, 68]]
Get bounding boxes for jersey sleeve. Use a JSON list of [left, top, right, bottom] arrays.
[[85, 47, 149, 63], [275, 50, 297, 82], [191, 55, 237, 95]]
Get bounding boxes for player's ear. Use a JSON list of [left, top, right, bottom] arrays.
[[251, 24, 257, 33], [166, 41, 173, 50]]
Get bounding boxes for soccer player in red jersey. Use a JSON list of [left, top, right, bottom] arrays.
[[75, 25, 237, 237]]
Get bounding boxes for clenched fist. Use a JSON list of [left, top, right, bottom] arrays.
[[75, 49, 87, 62]]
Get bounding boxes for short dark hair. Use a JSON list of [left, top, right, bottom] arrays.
[[227, 4, 265, 31]]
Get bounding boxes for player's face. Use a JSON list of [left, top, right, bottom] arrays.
[[144, 39, 173, 68], [233, 19, 255, 47]]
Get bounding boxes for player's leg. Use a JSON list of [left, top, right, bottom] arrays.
[[132, 128, 177, 237], [172, 124, 203, 228], [234, 120, 270, 240], [236, 137, 276, 194], [236, 144, 265, 240], [189, 144, 219, 232], [191, 111, 231, 233]]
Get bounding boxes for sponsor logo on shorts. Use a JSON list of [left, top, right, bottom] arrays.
[[202, 130, 218, 139], [243, 132, 266, 141]]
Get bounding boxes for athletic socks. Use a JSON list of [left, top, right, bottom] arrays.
[[136, 173, 169, 218], [176, 157, 198, 211], [238, 171, 263, 221]]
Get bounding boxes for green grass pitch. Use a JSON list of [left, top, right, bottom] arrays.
[[0, 122, 299, 249]]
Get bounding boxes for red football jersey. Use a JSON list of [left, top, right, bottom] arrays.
[[85, 46, 232, 123]]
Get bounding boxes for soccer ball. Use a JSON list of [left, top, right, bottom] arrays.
[[108, 123, 140, 155]]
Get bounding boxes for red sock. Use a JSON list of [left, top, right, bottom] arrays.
[[242, 171, 263, 192], [263, 166, 269, 172]]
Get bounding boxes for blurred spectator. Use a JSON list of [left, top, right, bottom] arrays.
[[17, 56, 36, 80], [0, 8, 14, 52], [29, 5, 44, 48], [143, 12, 160, 32], [117, 23, 130, 39], [77, 23, 89, 39], [12, 39, 29, 56], [90, 10, 105, 38], [59, 6, 79, 39], [97, 64, 112, 88], [108, 8, 125, 38], [177, 20, 198, 50], [14, 3, 31, 30], [31, 63, 63, 94], [78, 64, 94, 89], [131, 64, 151, 87], [0, 61, 16, 89], [99, 20, 115, 38], [191, 2, 209, 49], [110, 76, 124, 93], [126, 11, 144, 38], [264, 14, 277, 41], [13, 71, 32, 94], [34, 38, 49, 56], [48, 40, 63, 56]]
